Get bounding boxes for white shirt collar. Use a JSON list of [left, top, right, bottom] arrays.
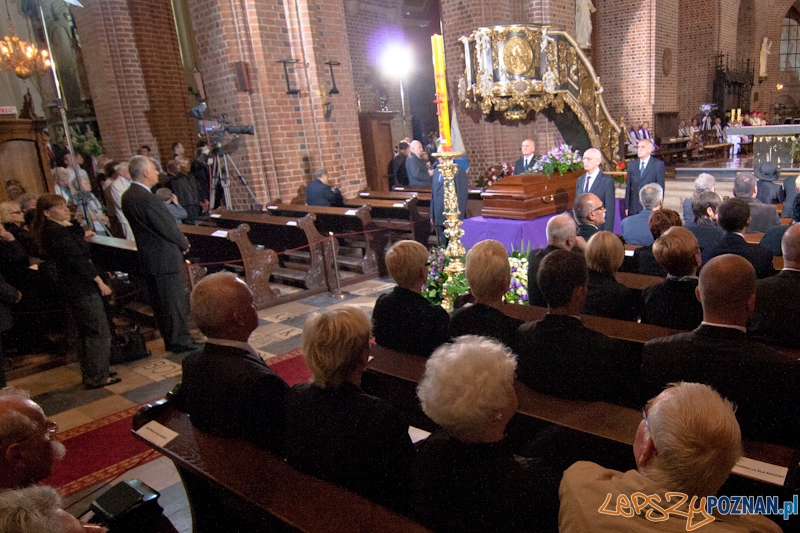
[[700, 321, 746, 333], [132, 181, 152, 192], [640, 156, 650, 166], [587, 168, 600, 179]]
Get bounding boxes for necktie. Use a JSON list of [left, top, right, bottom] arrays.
[[584, 175, 590, 193], [640, 161, 645, 173], [525, 157, 530, 168]]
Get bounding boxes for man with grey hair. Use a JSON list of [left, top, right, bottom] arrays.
[[621, 182, 663, 245], [514, 138, 537, 174], [527, 214, 581, 306], [406, 140, 433, 186], [682, 172, 715, 223], [178, 272, 288, 453], [0, 387, 66, 490], [0, 485, 99, 533], [122, 155, 198, 353], [306, 168, 343, 207], [643, 254, 799, 447], [575, 148, 615, 231], [559, 382, 781, 532], [625, 138, 665, 216], [732, 172, 780, 233], [573, 193, 606, 241]]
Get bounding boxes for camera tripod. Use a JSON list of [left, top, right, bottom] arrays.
[[208, 147, 262, 210]]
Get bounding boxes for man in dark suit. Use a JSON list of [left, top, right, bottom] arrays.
[[512, 250, 637, 406], [754, 161, 785, 205], [306, 168, 344, 207], [575, 148, 615, 232], [123, 155, 198, 353], [625, 139, 665, 216], [749, 224, 800, 347], [513, 139, 537, 175], [642, 254, 800, 446], [527, 214, 581, 307], [732, 173, 781, 233], [388, 141, 409, 188], [572, 193, 605, 241], [781, 173, 797, 218], [430, 160, 468, 245], [405, 140, 432, 186], [179, 272, 289, 452], [621, 182, 662, 246], [701, 198, 776, 278]]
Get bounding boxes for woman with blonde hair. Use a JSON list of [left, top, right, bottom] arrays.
[[584, 231, 639, 321]]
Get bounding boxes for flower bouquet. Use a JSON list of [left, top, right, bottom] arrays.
[[477, 162, 513, 189], [423, 247, 469, 305], [611, 160, 628, 186], [503, 248, 530, 305], [529, 142, 583, 177]]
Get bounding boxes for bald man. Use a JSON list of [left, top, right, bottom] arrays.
[[405, 140, 433, 186], [526, 214, 582, 307], [572, 193, 605, 241], [0, 388, 66, 490], [749, 224, 800, 346], [513, 139, 537, 174], [575, 148, 615, 231], [642, 254, 800, 447]]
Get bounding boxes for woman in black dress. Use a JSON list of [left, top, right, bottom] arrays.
[[584, 231, 640, 321], [30, 194, 119, 389]]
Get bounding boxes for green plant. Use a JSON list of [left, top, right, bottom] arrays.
[[504, 244, 530, 304], [423, 247, 469, 305]]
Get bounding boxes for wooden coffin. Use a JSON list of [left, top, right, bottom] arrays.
[[481, 170, 581, 220]]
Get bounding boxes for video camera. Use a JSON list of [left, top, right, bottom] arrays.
[[187, 102, 254, 145]]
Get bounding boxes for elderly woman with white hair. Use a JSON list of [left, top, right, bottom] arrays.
[[0, 485, 106, 532], [411, 336, 559, 532], [682, 172, 715, 223], [286, 305, 414, 511], [449, 239, 522, 345]]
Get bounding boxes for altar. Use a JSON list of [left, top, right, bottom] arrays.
[[461, 198, 624, 253]]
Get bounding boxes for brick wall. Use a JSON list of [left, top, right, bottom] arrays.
[[653, 0, 678, 115]]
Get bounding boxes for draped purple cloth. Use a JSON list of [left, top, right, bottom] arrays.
[[461, 199, 624, 252]]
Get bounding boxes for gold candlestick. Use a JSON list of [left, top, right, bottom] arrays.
[[434, 150, 466, 310]]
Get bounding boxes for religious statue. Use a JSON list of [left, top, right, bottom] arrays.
[[540, 27, 556, 53], [575, 0, 596, 49], [759, 37, 772, 78]]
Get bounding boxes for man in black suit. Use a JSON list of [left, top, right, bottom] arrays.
[[642, 254, 800, 447], [624, 139, 665, 216], [513, 139, 537, 175], [388, 141, 410, 188], [512, 250, 637, 405], [405, 140, 432, 186], [574, 148, 615, 231], [754, 161, 785, 205], [781, 173, 797, 218], [701, 198, 776, 278], [527, 214, 581, 307], [749, 224, 800, 347], [572, 193, 605, 241], [123, 155, 198, 353], [179, 272, 288, 452], [732, 173, 781, 233], [306, 168, 344, 207]]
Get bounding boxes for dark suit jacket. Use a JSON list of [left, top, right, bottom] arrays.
[[577, 224, 598, 242], [781, 175, 796, 218], [286, 382, 414, 511], [633, 245, 666, 277], [641, 325, 800, 446], [748, 269, 800, 347], [756, 179, 785, 206], [585, 269, 640, 322], [122, 182, 189, 276], [306, 178, 344, 207], [431, 165, 468, 226], [527, 246, 585, 307], [741, 196, 781, 233], [511, 314, 639, 405], [449, 304, 523, 346], [575, 171, 615, 232], [621, 209, 654, 246], [759, 224, 789, 256], [390, 153, 409, 187], [625, 157, 665, 215], [641, 277, 702, 330], [701, 232, 776, 279], [180, 343, 289, 453], [40, 219, 100, 300], [685, 222, 724, 252], [372, 287, 450, 357], [681, 197, 694, 224], [513, 155, 537, 175], [406, 153, 431, 186]]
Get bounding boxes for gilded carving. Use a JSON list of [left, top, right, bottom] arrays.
[[579, 78, 594, 107], [502, 37, 533, 75]]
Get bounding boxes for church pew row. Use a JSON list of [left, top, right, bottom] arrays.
[[262, 203, 389, 276], [199, 212, 331, 288], [342, 196, 432, 245], [392, 184, 485, 219], [357, 190, 432, 224], [131, 398, 432, 533], [364, 343, 800, 497]]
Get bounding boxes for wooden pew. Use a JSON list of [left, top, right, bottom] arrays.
[[392, 185, 485, 219], [132, 399, 431, 533], [88, 235, 140, 275], [210, 207, 336, 290], [261, 203, 388, 276], [342, 196, 432, 245]]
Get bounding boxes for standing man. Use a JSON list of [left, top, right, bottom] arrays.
[[306, 169, 344, 207], [388, 141, 410, 188], [406, 140, 433, 186], [123, 155, 199, 353], [625, 139, 665, 216], [109, 162, 133, 240], [514, 139, 537, 175], [575, 148, 615, 231]]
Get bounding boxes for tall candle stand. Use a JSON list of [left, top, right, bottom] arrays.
[[434, 151, 465, 311]]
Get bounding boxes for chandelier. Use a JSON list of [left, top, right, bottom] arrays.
[[1, 0, 50, 80]]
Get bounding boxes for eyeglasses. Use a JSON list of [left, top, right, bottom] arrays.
[[10, 211, 22, 215], [641, 405, 650, 430], [16, 421, 59, 444], [591, 206, 606, 212]]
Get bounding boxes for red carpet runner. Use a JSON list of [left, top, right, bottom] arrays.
[[46, 350, 311, 497]]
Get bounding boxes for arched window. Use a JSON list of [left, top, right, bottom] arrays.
[[781, 9, 800, 77]]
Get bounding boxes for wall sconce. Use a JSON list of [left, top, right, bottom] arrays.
[[324, 60, 340, 95], [277, 59, 300, 94], [776, 83, 784, 91]]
